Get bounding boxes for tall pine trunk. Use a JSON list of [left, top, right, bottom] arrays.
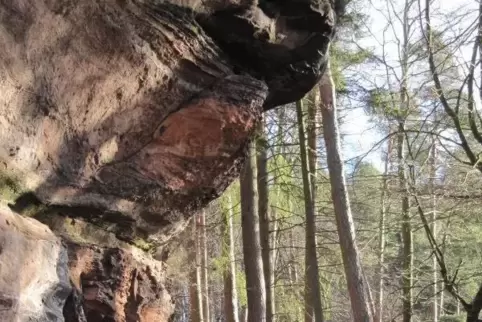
[[240, 141, 267, 322], [223, 195, 239, 322], [319, 60, 373, 322], [296, 100, 324, 322], [257, 117, 275, 322], [271, 106, 287, 321]]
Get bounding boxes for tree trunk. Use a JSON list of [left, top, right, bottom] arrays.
[[364, 268, 377, 319], [257, 117, 275, 322], [288, 224, 302, 320], [270, 210, 278, 321], [307, 90, 319, 201], [440, 281, 445, 316], [270, 105, 286, 322], [190, 217, 204, 322], [199, 210, 211, 322], [466, 284, 482, 322], [398, 120, 413, 322], [296, 99, 324, 322], [376, 134, 393, 322], [319, 60, 373, 322], [240, 141, 267, 322], [289, 224, 300, 286], [400, 2, 413, 319], [223, 195, 239, 322], [430, 139, 438, 322], [241, 307, 249, 322]]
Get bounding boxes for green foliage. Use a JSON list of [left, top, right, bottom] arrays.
[[210, 254, 229, 280], [268, 153, 299, 219], [235, 270, 247, 307], [440, 315, 465, 322], [0, 172, 25, 203], [330, 43, 372, 93], [276, 290, 303, 321], [366, 88, 402, 119], [220, 180, 241, 226], [132, 237, 155, 252]]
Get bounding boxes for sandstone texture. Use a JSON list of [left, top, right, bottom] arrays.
[[0, 206, 173, 322], [64, 242, 174, 322], [0, 0, 336, 246], [0, 0, 338, 320], [0, 206, 71, 322]]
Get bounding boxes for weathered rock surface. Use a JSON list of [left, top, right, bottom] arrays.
[[0, 205, 71, 322], [0, 0, 267, 246], [0, 206, 173, 322], [0, 0, 338, 320], [64, 242, 173, 322], [0, 0, 336, 246]]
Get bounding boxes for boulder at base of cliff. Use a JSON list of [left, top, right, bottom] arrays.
[[0, 205, 72, 322], [0, 206, 174, 322], [64, 242, 174, 322]]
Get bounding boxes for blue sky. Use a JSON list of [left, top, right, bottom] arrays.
[[339, 0, 477, 173]]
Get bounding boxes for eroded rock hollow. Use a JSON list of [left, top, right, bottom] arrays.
[[0, 0, 338, 320]]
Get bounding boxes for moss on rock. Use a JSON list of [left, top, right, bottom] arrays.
[[0, 172, 24, 203]]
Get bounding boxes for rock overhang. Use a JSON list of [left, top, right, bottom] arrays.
[[0, 0, 336, 246]]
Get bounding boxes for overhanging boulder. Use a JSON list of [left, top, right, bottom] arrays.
[[0, 0, 336, 247]]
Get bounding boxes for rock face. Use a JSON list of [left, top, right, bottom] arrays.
[[0, 206, 71, 322], [0, 206, 173, 322], [0, 0, 338, 320], [0, 0, 268, 246], [64, 242, 173, 322], [0, 0, 337, 246]]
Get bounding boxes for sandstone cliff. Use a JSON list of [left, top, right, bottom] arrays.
[[0, 0, 338, 320]]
